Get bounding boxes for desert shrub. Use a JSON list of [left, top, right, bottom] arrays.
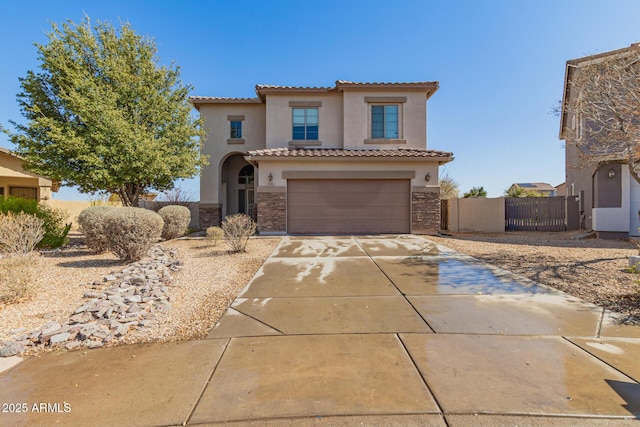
[[103, 207, 164, 262], [0, 197, 70, 248], [0, 212, 45, 254], [157, 205, 191, 240], [206, 226, 224, 246], [77, 205, 117, 253], [222, 214, 256, 253], [0, 253, 41, 304]]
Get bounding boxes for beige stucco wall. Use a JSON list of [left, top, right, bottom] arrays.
[[0, 151, 53, 201], [563, 66, 597, 230], [342, 90, 427, 149], [255, 159, 440, 190], [265, 94, 343, 148], [198, 103, 266, 203], [449, 197, 505, 233]]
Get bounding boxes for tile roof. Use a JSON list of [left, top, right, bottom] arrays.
[[191, 80, 440, 104], [246, 147, 453, 160], [335, 80, 439, 90], [189, 96, 261, 105], [255, 84, 334, 91]]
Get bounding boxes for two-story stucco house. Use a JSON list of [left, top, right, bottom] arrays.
[[560, 44, 640, 238], [191, 80, 453, 235]]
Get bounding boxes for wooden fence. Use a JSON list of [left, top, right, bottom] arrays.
[[505, 197, 566, 231]]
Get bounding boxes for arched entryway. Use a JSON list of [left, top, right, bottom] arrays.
[[220, 153, 255, 219]]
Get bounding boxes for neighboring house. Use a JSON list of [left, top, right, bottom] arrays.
[[191, 80, 453, 234], [555, 182, 566, 196], [507, 183, 557, 196], [560, 43, 640, 238], [0, 147, 57, 202]]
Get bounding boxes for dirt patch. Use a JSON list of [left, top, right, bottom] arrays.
[[429, 231, 640, 323]]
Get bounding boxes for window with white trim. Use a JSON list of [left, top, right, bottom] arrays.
[[292, 108, 319, 140]]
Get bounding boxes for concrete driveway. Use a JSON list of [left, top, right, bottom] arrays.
[[1, 235, 640, 426]]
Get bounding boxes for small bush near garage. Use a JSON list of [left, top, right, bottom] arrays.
[[158, 205, 191, 240], [0, 211, 45, 254], [104, 207, 164, 262], [222, 214, 256, 253], [77, 205, 117, 253], [206, 226, 224, 246], [0, 197, 71, 248], [0, 253, 41, 304]]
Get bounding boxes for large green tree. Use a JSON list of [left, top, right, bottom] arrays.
[[8, 18, 207, 206]]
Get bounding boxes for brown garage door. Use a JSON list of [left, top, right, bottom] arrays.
[[287, 179, 410, 234]]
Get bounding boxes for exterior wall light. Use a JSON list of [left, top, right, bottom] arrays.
[[425, 172, 431, 182], [268, 172, 273, 183], [608, 169, 616, 179]]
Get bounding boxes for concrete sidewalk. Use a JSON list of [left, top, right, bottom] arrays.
[[1, 235, 639, 426]]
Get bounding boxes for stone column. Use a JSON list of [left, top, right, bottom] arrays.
[[411, 188, 440, 234], [199, 203, 222, 229], [256, 187, 286, 234]]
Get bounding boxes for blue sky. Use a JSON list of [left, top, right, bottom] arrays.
[[1, 0, 640, 199]]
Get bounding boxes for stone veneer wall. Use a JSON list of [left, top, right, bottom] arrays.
[[257, 189, 286, 233], [199, 203, 221, 229], [411, 190, 440, 232]]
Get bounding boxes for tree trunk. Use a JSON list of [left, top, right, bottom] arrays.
[[117, 183, 142, 207]]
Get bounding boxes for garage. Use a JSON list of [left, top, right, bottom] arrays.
[[287, 179, 410, 234]]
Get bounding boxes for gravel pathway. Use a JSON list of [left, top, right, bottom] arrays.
[[429, 231, 640, 323]]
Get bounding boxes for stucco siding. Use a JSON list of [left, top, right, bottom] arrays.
[[199, 103, 265, 203], [342, 90, 427, 149], [255, 159, 439, 190], [629, 166, 640, 237], [593, 165, 631, 234], [265, 94, 343, 148]]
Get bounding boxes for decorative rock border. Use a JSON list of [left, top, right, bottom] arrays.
[[0, 246, 181, 357]]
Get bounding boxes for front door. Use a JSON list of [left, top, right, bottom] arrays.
[[238, 165, 255, 216]]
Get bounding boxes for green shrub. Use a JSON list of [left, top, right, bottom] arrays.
[[206, 226, 224, 246], [0, 212, 45, 254], [0, 197, 70, 248], [222, 214, 256, 253], [0, 253, 41, 304], [77, 205, 117, 253], [104, 207, 164, 262], [157, 205, 191, 240]]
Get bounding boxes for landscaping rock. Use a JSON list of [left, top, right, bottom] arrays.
[[0, 342, 25, 357], [1, 246, 180, 357], [50, 332, 71, 345]]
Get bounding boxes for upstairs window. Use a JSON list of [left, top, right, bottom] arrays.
[[292, 108, 319, 140], [371, 105, 399, 139], [230, 121, 242, 139]]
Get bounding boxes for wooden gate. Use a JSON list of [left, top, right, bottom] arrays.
[[505, 197, 566, 231], [440, 199, 449, 230]]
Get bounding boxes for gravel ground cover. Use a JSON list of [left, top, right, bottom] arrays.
[[0, 234, 279, 352], [429, 231, 640, 324]]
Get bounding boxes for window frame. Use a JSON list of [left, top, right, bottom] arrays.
[[371, 104, 400, 139], [230, 121, 242, 139], [291, 107, 319, 141], [9, 186, 37, 200], [365, 97, 406, 144], [226, 115, 245, 144]]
